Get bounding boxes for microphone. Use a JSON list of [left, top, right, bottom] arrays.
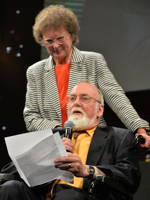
[[64, 121, 75, 138], [52, 127, 66, 134], [52, 121, 75, 138]]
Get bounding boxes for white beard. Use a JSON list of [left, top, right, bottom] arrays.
[[68, 106, 99, 130], [68, 114, 91, 130]]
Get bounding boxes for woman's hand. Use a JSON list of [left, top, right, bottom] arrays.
[[136, 128, 150, 148]]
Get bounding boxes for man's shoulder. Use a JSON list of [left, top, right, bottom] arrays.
[[96, 126, 135, 148], [97, 126, 133, 140], [98, 126, 131, 133], [110, 126, 131, 135]]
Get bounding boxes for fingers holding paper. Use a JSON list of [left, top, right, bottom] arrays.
[[54, 152, 88, 177]]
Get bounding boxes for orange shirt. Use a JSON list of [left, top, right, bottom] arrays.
[[58, 128, 95, 189], [55, 63, 70, 126]]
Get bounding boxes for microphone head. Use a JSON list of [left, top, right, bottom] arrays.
[[64, 121, 75, 128]]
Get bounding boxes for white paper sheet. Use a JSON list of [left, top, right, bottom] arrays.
[[5, 129, 73, 187]]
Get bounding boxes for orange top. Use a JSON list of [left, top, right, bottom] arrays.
[[55, 63, 70, 126], [58, 128, 95, 188]]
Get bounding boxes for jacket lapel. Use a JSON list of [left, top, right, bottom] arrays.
[[44, 57, 62, 118], [86, 127, 108, 165], [68, 47, 84, 94]]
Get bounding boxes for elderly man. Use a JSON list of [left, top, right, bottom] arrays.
[[0, 82, 140, 200], [52, 82, 140, 200]]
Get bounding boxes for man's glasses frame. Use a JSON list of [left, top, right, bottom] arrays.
[[67, 94, 101, 104]]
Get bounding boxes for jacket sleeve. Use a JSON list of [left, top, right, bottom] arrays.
[[95, 53, 149, 132], [23, 66, 61, 131]]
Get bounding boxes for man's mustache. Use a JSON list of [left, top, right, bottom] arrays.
[[70, 107, 85, 115]]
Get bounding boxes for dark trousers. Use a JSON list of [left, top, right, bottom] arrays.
[[52, 184, 89, 200], [0, 180, 50, 200], [0, 180, 89, 200]]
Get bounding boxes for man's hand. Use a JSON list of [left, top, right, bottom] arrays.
[[62, 137, 74, 152], [136, 128, 150, 148], [54, 152, 89, 177]]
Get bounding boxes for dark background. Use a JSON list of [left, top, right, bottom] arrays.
[[79, 0, 150, 92], [0, 0, 43, 167], [0, 0, 150, 199]]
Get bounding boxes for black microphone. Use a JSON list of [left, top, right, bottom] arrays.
[[52, 121, 75, 138], [52, 127, 66, 135], [64, 121, 75, 138]]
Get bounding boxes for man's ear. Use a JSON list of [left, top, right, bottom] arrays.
[[97, 104, 104, 118]]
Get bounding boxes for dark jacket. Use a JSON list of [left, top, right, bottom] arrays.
[[83, 126, 141, 200]]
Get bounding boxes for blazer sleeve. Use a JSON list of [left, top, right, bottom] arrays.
[[95, 53, 149, 132], [23, 66, 61, 131]]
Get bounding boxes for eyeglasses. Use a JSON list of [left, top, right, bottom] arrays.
[[42, 36, 65, 47], [67, 94, 101, 104]]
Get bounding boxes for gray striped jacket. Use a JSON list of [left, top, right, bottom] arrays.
[[23, 47, 149, 131]]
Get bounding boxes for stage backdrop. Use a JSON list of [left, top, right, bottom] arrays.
[[44, 0, 150, 92]]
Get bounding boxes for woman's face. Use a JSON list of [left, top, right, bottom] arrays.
[[42, 27, 74, 65]]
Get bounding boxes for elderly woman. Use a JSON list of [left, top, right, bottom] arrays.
[[23, 5, 150, 147]]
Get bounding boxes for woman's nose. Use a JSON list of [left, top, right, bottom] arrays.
[[51, 42, 60, 49]]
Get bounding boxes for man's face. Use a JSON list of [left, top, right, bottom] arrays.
[[42, 27, 73, 64], [67, 83, 104, 130]]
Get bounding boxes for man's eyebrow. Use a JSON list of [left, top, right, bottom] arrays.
[[80, 94, 88, 96], [70, 93, 88, 96]]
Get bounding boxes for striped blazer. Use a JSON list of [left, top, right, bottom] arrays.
[[23, 47, 149, 131]]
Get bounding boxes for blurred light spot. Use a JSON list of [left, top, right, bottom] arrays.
[[16, 10, 21, 14], [19, 44, 24, 49], [10, 29, 15, 34], [1, 126, 7, 131], [16, 52, 21, 57], [6, 46, 12, 54]]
